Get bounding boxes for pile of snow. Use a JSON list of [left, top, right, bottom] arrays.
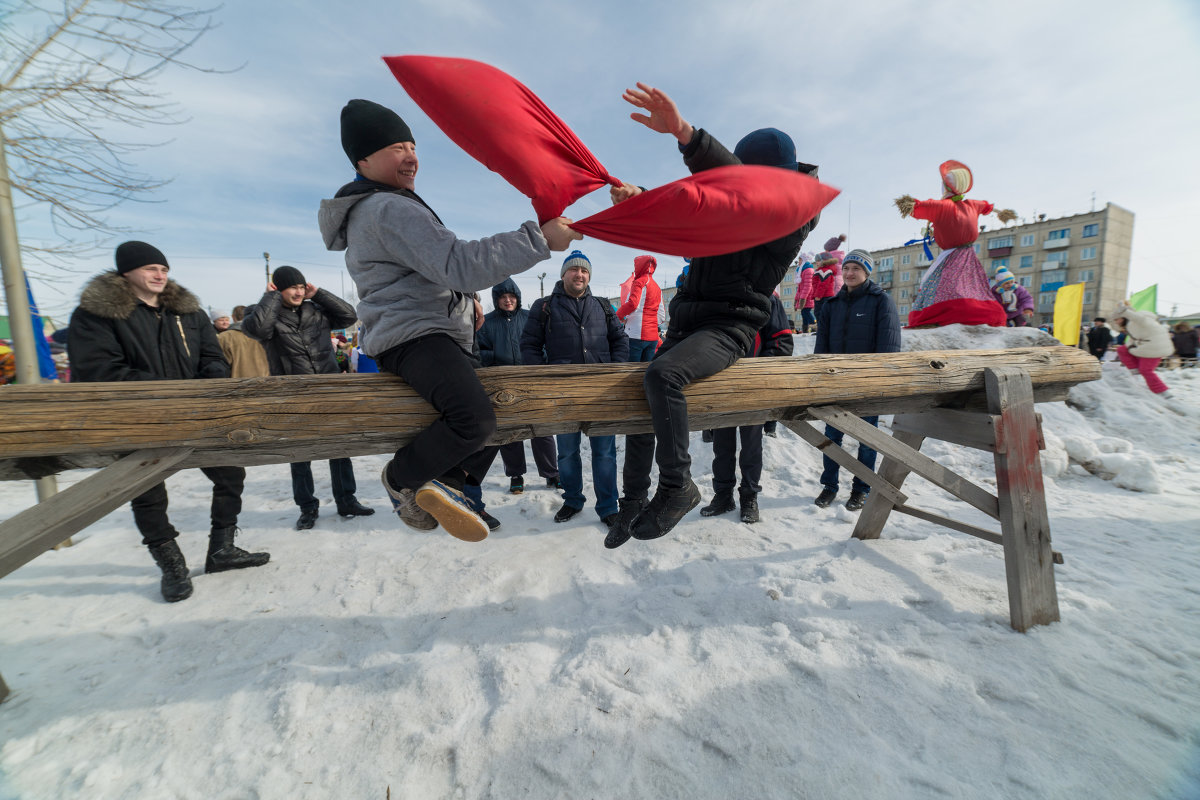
[[2, 327, 1198, 799]]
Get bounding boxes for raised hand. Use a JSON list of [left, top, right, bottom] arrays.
[[623, 82, 693, 145], [304, 283, 318, 299], [610, 181, 643, 205]]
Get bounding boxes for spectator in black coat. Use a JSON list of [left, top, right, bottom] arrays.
[[700, 294, 794, 525], [1086, 318, 1113, 361], [813, 249, 902, 512], [67, 241, 268, 602], [243, 265, 373, 530], [521, 251, 629, 528], [475, 278, 559, 494]]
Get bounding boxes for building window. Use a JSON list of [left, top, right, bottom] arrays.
[[1045, 251, 1068, 264], [900, 254, 910, 265], [782, 286, 793, 296], [972, 244, 981, 255], [1018, 275, 1032, 288], [1020, 234, 1035, 247], [1042, 269, 1067, 284], [1038, 292, 1056, 305], [899, 304, 909, 315], [1048, 228, 1070, 240], [1079, 269, 1095, 283], [1019, 255, 1034, 269], [878, 256, 894, 269], [1082, 223, 1099, 238], [901, 271, 911, 282], [900, 289, 909, 299], [1080, 246, 1097, 260], [987, 235, 1013, 249], [1084, 290, 1094, 305], [991, 258, 1009, 270]]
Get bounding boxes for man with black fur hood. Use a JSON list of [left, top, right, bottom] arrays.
[[318, 98, 579, 543], [67, 241, 269, 602], [604, 83, 821, 548]]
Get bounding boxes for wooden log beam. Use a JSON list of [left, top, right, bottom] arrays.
[[0, 348, 1099, 481], [0, 447, 193, 580]]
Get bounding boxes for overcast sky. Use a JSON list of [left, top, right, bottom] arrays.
[[11, 0, 1200, 325]]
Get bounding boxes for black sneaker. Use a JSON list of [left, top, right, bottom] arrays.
[[546, 476, 562, 490], [813, 488, 837, 508], [600, 513, 619, 529], [739, 492, 760, 524], [700, 490, 736, 517], [509, 476, 525, 494], [604, 497, 647, 549], [478, 510, 502, 531], [845, 490, 868, 511], [631, 480, 702, 541], [336, 498, 375, 518], [554, 503, 583, 523], [296, 508, 319, 530]]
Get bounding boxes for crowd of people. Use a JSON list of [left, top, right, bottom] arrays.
[[45, 85, 1191, 602]]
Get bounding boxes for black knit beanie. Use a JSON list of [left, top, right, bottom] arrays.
[[272, 266, 306, 289], [341, 99, 414, 167], [115, 241, 168, 275]]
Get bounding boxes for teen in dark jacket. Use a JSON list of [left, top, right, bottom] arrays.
[[243, 265, 373, 529], [67, 241, 268, 602], [606, 83, 820, 548], [521, 251, 629, 527], [475, 278, 559, 494], [813, 249, 902, 511], [700, 294, 794, 524]]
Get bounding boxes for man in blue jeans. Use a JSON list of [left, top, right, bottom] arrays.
[[812, 249, 901, 510], [521, 251, 629, 528]]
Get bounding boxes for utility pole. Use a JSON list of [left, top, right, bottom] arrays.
[[538, 272, 546, 297], [263, 252, 270, 286]]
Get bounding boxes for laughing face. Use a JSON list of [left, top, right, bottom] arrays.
[[357, 142, 418, 190]]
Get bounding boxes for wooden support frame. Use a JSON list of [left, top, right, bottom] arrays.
[[0, 447, 193, 580], [802, 366, 1060, 631]]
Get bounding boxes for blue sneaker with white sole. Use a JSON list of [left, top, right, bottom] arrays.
[[415, 480, 490, 542]]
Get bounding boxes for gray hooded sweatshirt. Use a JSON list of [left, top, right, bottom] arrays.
[[318, 180, 550, 358]]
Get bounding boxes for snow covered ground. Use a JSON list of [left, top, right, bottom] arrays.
[[2, 328, 1198, 799]]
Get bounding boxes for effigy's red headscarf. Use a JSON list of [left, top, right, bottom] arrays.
[[383, 56, 838, 256]]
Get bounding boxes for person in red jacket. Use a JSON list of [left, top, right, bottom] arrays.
[[895, 160, 1014, 328], [616, 254, 664, 361], [792, 253, 816, 333]]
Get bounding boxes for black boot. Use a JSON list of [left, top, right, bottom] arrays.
[[149, 540, 193, 603], [604, 497, 647, 549], [336, 497, 375, 517], [813, 488, 837, 508], [845, 490, 868, 511], [296, 507, 319, 530], [631, 480, 702, 541], [700, 489, 736, 517], [205, 527, 271, 574], [739, 491, 760, 524]]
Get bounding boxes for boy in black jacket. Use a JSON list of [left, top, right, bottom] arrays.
[[67, 241, 269, 602], [813, 249, 902, 510]]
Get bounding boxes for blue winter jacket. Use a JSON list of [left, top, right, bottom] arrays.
[[475, 278, 527, 366], [520, 281, 630, 365], [815, 279, 901, 355]]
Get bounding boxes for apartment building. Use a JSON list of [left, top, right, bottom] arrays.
[[869, 203, 1134, 326]]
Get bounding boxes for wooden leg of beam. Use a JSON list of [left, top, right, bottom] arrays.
[[986, 368, 1060, 631], [853, 430, 926, 541], [0, 447, 194, 580], [783, 420, 909, 508]]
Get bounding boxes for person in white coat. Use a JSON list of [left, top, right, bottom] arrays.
[[1112, 302, 1174, 397]]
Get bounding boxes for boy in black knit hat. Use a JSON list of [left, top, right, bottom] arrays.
[[67, 241, 270, 602], [319, 99, 579, 542]]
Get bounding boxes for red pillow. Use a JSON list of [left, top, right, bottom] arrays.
[[384, 55, 619, 223], [573, 166, 839, 257]]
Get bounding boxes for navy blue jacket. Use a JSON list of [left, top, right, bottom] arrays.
[[815, 279, 901, 355], [752, 295, 795, 358], [476, 278, 527, 366], [520, 281, 630, 365]]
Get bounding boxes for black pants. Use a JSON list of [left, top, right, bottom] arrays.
[[377, 333, 498, 490], [131, 466, 245, 547], [711, 425, 764, 496], [291, 458, 356, 512], [623, 327, 746, 497], [500, 436, 558, 479]]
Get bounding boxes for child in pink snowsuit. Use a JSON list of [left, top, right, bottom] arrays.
[[810, 235, 845, 317]]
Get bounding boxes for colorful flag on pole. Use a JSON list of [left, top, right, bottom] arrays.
[[25, 274, 58, 381], [1128, 284, 1157, 313], [1052, 282, 1085, 346]]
